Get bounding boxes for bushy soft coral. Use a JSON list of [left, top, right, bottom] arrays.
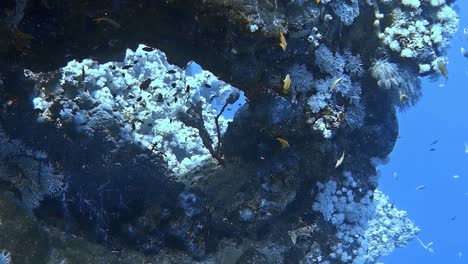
[[370, 59, 421, 109], [0, 125, 64, 208], [329, 0, 360, 26], [312, 172, 420, 263], [289, 64, 314, 95], [312, 172, 375, 263], [310, 46, 365, 129]]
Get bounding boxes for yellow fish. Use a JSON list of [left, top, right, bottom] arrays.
[[335, 151, 345, 168], [316, 0, 321, 3], [279, 32, 287, 51], [283, 74, 291, 94], [276, 137, 290, 148]]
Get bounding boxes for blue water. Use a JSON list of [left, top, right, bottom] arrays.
[[378, 2, 468, 263]]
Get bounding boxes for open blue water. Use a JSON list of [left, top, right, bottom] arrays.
[[379, 2, 468, 262]]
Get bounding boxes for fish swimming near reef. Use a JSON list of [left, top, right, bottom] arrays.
[[279, 32, 287, 51], [93, 17, 121, 28], [437, 61, 448, 81], [283, 74, 291, 94], [276, 137, 290, 148], [329, 77, 343, 92], [461, 47, 468, 58], [335, 151, 345, 168], [399, 93, 408, 101]]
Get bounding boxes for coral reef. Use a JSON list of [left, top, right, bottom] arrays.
[[0, 0, 459, 263]]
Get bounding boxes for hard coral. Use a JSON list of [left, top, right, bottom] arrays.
[[32, 45, 243, 175]]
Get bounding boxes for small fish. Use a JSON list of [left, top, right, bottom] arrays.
[[184, 60, 195, 70], [121, 72, 125, 77], [316, 0, 321, 3], [335, 151, 345, 168], [461, 47, 468, 58], [142, 46, 155, 52], [429, 140, 438, 145], [429, 148, 436, 151], [279, 32, 287, 51], [140, 78, 151, 90], [81, 66, 85, 81], [452, 174, 460, 179], [109, 64, 116, 70], [167, 69, 177, 74], [329, 77, 343, 92], [437, 61, 448, 81], [131, 123, 136, 131], [283, 74, 291, 94], [204, 83, 212, 88], [93, 17, 121, 28], [122, 65, 133, 69], [416, 185, 426, 190], [276, 137, 290, 148], [171, 83, 177, 88], [157, 93, 164, 102], [209, 95, 218, 103], [450, 216, 456, 221], [185, 85, 190, 94]]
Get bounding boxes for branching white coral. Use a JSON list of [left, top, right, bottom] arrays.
[[312, 172, 420, 263], [363, 190, 420, 263], [378, 2, 458, 72]]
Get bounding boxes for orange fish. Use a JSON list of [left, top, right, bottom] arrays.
[[276, 137, 290, 148], [93, 17, 121, 28], [283, 74, 291, 94]]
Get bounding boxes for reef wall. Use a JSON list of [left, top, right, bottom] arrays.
[[0, 0, 457, 263]]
